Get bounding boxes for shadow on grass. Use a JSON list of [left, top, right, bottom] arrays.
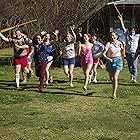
[[37, 91, 95, 97], [97, 81, 140, 87], [98, 137, 119, 140], [119, 82, 140, 86]]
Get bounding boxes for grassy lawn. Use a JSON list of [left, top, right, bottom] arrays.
[[0, 65, 140, 140], [0, 48, 13, 57]]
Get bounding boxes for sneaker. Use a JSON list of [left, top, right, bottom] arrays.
[[16, 84, 19, 88], [93, 79, 97, 83], [70, 83, 73, 87], [49, 76, 53, 83], [133, 79, 137, 83], [83, 86, 87, 91], [88, 75, 92, 84]]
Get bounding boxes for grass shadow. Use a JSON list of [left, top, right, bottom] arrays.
[[98, 137, 119, 140], [40, 90, 96, 97]]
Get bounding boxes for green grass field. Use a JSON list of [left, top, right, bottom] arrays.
[[0, 65, 140, 140]]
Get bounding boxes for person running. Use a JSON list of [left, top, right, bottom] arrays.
[[103, 31, 125, 99], [0, 30, 30, 88], [89, 34, 104, 84], [21, 31, 34, 83], [38, 30, 58, 92], [78, 33, 93, 91], [118, 14, 140, 83], [32, 34, 42, 77], [59, 25, 76, 87]]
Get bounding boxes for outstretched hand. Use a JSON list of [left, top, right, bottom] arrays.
[[53, 29, 59, 36], [70, 25, 75, 30]]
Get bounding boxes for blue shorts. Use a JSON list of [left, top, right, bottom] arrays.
[[106, 56, 123, 73], [63, 57, 75, 65]]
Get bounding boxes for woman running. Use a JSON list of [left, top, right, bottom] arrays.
[[60, 26, 76, 87], [78, 33, 93, 91], [103, 32, 125, 99]]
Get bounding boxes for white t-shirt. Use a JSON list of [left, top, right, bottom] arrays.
[[60, 42, 76, 59], [124, 31, 140, 53]]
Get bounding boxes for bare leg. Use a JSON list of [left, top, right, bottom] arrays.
[[92, 63, 98, 83], [88, 67, 93, 84], [83, 64, 93, 90], [63, 65, 69, 78], [45, 61, 53, 85], [109, 70, 120, 98], [68, 64, 74, 87]]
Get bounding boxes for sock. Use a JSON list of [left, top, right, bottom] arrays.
[[15, 74, 20, 88]]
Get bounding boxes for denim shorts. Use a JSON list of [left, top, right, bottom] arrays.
[[63, 57, 75, 65], [106, 56, 123, 73]]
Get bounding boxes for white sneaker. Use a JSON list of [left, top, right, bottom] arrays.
[[133, 79, 137, 83], [93, 79, 97, 83], [70, 83, 73, 87], [88, 75, 92, 84]]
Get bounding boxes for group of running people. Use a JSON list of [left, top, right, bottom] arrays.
[[0, 14, 139, 99]]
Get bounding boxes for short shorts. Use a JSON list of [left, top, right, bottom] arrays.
[[106, 56, 123, 73], [63, 57, 75, 65]]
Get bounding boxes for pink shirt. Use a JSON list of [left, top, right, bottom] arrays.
[[81, 47, 93, 65], [105, 40, 123, 58]]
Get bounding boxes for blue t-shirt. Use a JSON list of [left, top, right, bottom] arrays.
[[92, 41, 104, 53], [38, 42, 53, 62]]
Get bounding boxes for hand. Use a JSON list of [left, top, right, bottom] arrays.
[[70, 25, 75, 30], [53, 29, 59, 36], [107, 58, 112, 62], [41, 30, 47, 36], [78, 27, 82, 33], [15, 45, 20, 50], [60, 50, 62, 55]]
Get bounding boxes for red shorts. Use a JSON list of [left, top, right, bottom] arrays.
[[93, 58, 99, 64], [14, 56, 28, 69]]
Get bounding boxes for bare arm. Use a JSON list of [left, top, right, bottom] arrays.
[[121, 43, 125, 57], [70, 25, 76, 42], [103, 48, 112, 62], [118, 15, 127, 32], [28, 46, 34, 56], [78, 42, 82, 56], [16, 44, 29, 49], [0, 32, 10, 42]]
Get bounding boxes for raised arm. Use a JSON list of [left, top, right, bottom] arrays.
[[70, 25, 76, 42], [118, 15, 127, 32], [0, 32, 10, 42]]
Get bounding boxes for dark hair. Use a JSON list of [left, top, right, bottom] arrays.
[[80, 33, 92, 43], [33, 34, 41, 45], [109, 31, 118, 41], [22, 30, 28, 36], [128, 27, 136, 32]]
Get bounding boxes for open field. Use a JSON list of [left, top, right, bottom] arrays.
[[0, 65, 140, 140]]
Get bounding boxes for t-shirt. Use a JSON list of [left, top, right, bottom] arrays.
[[9, 37, 28, 58], [60, 42, 76, 59], [124, 31, 140, 54], [92, 41, 104, 53], [105, 40, 123, 58], [38, 42, 53, 62]]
